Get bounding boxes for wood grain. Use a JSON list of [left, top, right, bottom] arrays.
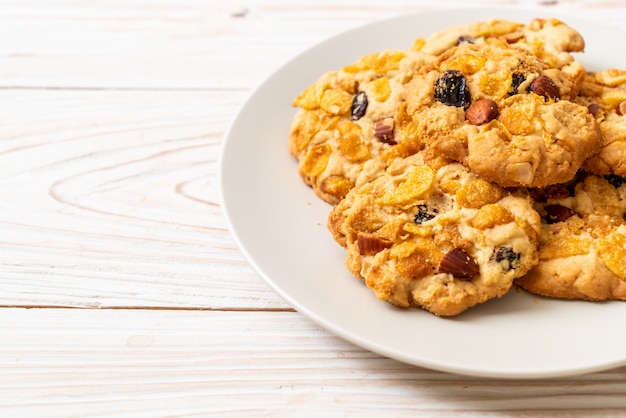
[[2, 0, 625, 89], [0, 89, 285, 309], [1, 308, 626, 416], [3, 0, 626, 414]]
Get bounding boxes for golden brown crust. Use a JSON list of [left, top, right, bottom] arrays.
[[516, 214, 626, 301], [579, 70, 626, 176], [418, 17, 585, 67], [468, 94, 601, 187], [290, 17, 592, 204], [328, 152, 541, 316], [516, 174, 626, 301], [289, 50, 436, 204], [291, 17, 626, 312], [404, 40, 600, 188]]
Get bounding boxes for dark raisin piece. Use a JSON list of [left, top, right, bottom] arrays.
[[527, 187, 548, 203], [489, 246, 521, 271], [414, 204, 437, 224], [351, 91, 368, 120], [563, 173, 583, 195], [543, 184, 572, 200], [605, 174, 626, 188], [530, 176, 580, 202], [544, 204, 575, 224], [540, 183, 571, 200], [508, 73, 526, 96], [434, 70, 471, 109], [456, 35, 476, 45]]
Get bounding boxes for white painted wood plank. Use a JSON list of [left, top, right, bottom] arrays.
[[0, 308, 625, 417], [1, 0, 626, 89], [0, 89, 286, 309], [0, 0, 625, 413], [3, 1, 626, 310]]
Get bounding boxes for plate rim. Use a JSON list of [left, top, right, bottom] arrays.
[[219, 6, 626, 379]]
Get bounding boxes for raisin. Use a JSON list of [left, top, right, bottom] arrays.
[[489, 246, 521, 271], [529, 184, 570, 202], [544, 204, 575, 224], [529, 175, 580, 202], [456, 35, 476, 45], [351, 91, 368, 120], [414, 204, 437, 224], [434, 70, 471, 109], [605, 174, 626, 188], [508, 73, 526, 96], [562, 173, 583, 196]]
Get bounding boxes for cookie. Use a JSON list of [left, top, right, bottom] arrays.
[[516, 173, 626, 300], [328, 151, 541, 316], [417, 17, 584, 69], [289, 49, 436, 204], [404, 38, 601, 188], [579, 69, 626, 176]]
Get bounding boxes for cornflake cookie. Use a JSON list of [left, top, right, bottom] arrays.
[[516, 173, 626, 301], [417, 17, 585, 69], [404, 38, 601, 188], [289, 48, 436, 204], [328, 151, 541, 316], [579, 69, 626, 175]]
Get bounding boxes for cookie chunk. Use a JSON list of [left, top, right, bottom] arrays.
[[579, 69, 626, 176], [404, 39, 600, 188], [328, 151, 541, 316], [289, 49, 436, 204], [516, 173, 626, 300], [417, 17, 585, 69]]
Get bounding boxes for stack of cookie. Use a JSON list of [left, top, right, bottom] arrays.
[[288, 18, 626, 316]]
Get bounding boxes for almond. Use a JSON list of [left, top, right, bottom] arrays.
[[438, 248, 479, 279], [587, 103, 605, 118], [500, 31, 524, 43], [465, 98, 499, 126], [357, 233, 393, 256], [374, 118, 396, 144], [616, 100, 626, 116], [529, 75, 560, 101]]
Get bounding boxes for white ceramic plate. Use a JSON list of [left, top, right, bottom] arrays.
[[220, 8, 626, 378]]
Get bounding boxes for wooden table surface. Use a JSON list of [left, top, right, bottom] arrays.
[[3, 0, 626, 416]]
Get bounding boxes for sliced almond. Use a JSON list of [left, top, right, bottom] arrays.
[[438, 248, 479, 279], [374, 118, 396, 144], [357, 233, 393, 256]]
